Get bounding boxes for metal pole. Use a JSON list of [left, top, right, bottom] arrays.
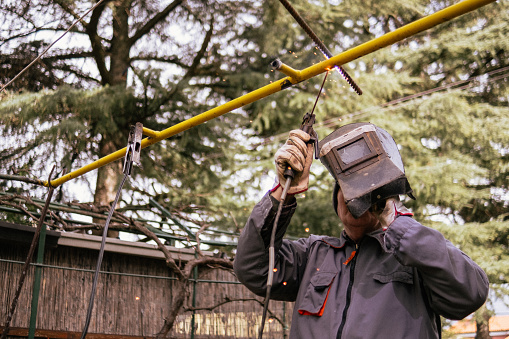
[[190, 256, 198, 339], [27, 224, 47, 339], [1, 168, 55, 339], [278, 0, 362, 95], [42, 0, 496, 188]]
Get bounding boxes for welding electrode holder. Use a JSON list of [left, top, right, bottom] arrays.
[[283, 112, 319, 180]]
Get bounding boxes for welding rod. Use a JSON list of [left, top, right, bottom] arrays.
[[278, 0, 362, 95]]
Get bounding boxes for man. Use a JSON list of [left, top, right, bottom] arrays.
[[233, 123, 489, 338]]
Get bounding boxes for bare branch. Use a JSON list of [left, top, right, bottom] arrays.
[[230, 211, 241, 233], [191, 220, 210, 257], [148, 17, 215, 113], [85, 1, 110, 85], [0, 194, 68, 230], [43, 51, 94, 61], [0, 174, 45, 186], [184, 297, 285, 326], [129, 0, 184, 47], [53, 0, 88, 28], [130, 54, 187, 68], [0, 199, 40, 223], [184, 256, 233, 279], [125, 217, 185, 280], [0, 27, 84, 47], [49, 63, 101, 84]]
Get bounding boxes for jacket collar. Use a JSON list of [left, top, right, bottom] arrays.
[[320, 235, 347, 248], [320, 228, 385, 249]]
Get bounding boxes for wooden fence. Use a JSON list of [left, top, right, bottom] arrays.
[[0, 222, 293, 338]]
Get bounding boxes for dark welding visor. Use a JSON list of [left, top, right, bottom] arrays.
[[319, 123, 414, 218]]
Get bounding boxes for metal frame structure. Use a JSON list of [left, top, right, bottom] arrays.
[[41, 0, 497, 188]]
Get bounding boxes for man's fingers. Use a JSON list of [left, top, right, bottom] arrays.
[[286, 134, 308, 155], [288, 129, 311, 143], [275, 146, 305, 172]]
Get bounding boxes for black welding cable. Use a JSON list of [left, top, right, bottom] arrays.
[[80, 173, 128, 339], [258, 71, 328, 338], [258, 176, 293, 339]]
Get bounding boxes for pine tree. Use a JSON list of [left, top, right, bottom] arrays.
[[0, 0, 263, 235]]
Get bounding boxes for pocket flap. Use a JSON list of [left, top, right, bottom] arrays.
[[310, 271, 337, 291], [373, 270, 413, 284], [298, 271, 337, 316]]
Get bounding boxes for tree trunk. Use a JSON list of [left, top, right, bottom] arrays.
[[110, 0, 130, 87], [91, 0, 131, 237], [475, 304, 492, 339], [156, 279, 189, 338], [92, 139, 122, 237]]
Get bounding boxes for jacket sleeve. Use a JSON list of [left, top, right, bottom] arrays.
[[384, 216, 489, 320], [233, 191, 309, 301]]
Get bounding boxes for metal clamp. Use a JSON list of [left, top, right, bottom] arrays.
[[123, 122, 143, 176]]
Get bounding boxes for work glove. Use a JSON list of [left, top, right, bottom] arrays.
[[375, 197, 414, 229], [273, 129, 314, 195]]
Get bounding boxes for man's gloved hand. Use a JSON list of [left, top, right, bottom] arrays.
[[273, 129, 314, 195], [375, 197, 414, 229]]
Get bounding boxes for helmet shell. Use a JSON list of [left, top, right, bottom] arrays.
[[319, 123, 414, 218]]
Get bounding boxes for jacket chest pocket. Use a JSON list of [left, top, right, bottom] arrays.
[[298, 271, 337, 317], [373, 265, 414, 284]]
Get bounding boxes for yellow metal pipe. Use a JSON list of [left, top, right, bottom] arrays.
[[142, 127, 160, 138], [271, 59, 303, 82], [44, 0, 496, 188], [299, 0, 496, 81], [45, 79, 289, 187]]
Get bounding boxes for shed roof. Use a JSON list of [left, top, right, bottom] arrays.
[[0, 221, 211, 262]]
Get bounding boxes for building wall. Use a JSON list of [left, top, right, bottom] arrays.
[[0, 233, 293, 338]]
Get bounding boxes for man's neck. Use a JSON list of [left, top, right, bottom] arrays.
[[344, 223, 381, 243]]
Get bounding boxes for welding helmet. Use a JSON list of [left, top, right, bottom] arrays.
[[318, 123, 414, 218]]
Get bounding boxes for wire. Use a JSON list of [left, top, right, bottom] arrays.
[[257, 65, 509, 146], [258, 71, 328, 339], [258, 177, 292, 339], [80, 173, 128, 339], [311, 70, 330, 115], [0, 0, 108, 94], [319, 66, 509, 130]]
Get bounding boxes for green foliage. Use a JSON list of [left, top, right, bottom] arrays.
[[0, 0, 260, 228], [0, 86, 136, 178], [288, 176, 343, 238]]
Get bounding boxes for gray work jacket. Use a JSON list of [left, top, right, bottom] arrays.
[[233, 192, 489, 339]]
